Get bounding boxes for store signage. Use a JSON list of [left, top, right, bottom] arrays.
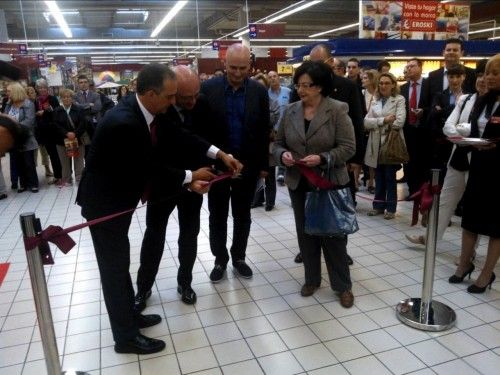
[[17, 44, 28, 55], [249, 23, 286, 39], [277, 62, 293, 75], [173, 58, 193, 66], [212, 40, 241, 51], [359, 1, 470, 40], [0, 42, 19, 54]]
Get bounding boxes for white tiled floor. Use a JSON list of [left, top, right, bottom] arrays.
[[0, 158, 499, 375]]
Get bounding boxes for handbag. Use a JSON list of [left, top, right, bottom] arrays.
[[305, 187, 359, 237], [378, 129, 409, 165], [303, 155, 359, 237]]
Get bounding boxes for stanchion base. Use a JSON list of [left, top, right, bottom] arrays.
[[62, 371, 91, 375], [396, 298, 456, 332]]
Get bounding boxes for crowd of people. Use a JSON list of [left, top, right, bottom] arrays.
[[0, 40, 498, 356]]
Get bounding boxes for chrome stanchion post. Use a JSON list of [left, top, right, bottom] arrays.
[[20, 213, 89, 375], [396, 170, 456, 331]]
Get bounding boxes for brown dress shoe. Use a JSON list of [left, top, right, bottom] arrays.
[[339, 290, 354, 308], [300, 284, 319, 297]]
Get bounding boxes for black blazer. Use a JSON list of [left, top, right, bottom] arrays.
[[400, 78, 432, 129], [200, 76, 270, 174], [428, 66, 476, 98], [290, 74, 365, 164], [76, 94, 209, 218], [53, 105, 88, 145]]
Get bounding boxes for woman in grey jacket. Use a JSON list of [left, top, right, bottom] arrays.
[[273, 61, 356, 308], [4, 82, 39, 192]]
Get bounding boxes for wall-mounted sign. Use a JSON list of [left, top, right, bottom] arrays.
[[249, 23, 286, 39], [277, 62, 293, 75], [173, 58, 193, 66], [359, 1, 470, 40], [212, 40, 241, 51]]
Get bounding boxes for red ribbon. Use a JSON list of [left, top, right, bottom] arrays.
[[295, 161, 336, 190], [23, 173, 235, 263], [407, 182, 441, 226]]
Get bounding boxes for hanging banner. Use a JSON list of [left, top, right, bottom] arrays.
[[359, 1, 470, 40], [249, 23, 286, 39]]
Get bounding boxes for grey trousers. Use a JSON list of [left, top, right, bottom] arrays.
[[289, 187, 352, 292], [56, 144, 85, 183]]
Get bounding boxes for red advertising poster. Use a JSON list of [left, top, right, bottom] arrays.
[[360, 1, 470, 40], [249, 23, 286, 39]]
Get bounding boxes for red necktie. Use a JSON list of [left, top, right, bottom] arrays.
[[409, 82, 417, 125]]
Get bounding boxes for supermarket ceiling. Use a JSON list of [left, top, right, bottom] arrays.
[[1, 0, 498, 64]]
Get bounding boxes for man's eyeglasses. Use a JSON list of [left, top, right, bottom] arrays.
[[294, 82, 315, 89]]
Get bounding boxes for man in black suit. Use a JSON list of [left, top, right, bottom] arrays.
[[135, 66, 239, 309], [400, 58, 432, 195], [76, 64, 240, 355], [200, 44, 270, 283], [428, 38, 476, 97]]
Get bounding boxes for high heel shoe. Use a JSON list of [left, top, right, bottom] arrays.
[[467, 273, 496, 294], [448, 263, 475, 284]]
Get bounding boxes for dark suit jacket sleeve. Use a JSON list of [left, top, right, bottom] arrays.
[[345, 83, 365, 164]]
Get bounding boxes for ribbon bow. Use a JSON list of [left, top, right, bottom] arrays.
[[408, 182, 441, 226], [24, 225, 76, 265]]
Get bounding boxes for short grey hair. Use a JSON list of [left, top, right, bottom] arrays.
[[35, 78, 48, 89]]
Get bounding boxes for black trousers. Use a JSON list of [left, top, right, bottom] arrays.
[[137, 191, 203, 292], [404, 126, 431, 195], [44, 142, 62, 179], [16, 150, 39, 189], [252, 166, 277, 207], [89, 212, 138, 343], [289, 186, 352, 292], [208, 174, 257, 265]]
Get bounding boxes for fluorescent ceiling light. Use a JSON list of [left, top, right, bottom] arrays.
[[488, 36, 500, 40], [151, 1, 188, 38], [116, 9, 149, 22], [12, 38, 213, 43], [469, 26, 500, 35], [231, 1, 323, 38], [309, 22, 359, 38], [44, 1, 72, 38], [265, 0, 323, 24], [30, 45, 208, 50], [42, 10, 78, 24]]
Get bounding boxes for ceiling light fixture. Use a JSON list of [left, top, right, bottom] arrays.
[[151, 1, 188, 38], [308, 22, 359, 38], [231, 1, 323, 38], [265, 0, 323, 23], [468, 26, 500, 35], [116, 9, 149, 22], [44, 1, 72, 38]]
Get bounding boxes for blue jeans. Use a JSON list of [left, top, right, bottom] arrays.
[[373, 164, 398, 213]]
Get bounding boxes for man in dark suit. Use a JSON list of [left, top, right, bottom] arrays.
[[428, 38, 476, 97], [76, 64, 240, 355], [400, 58, 432, 195], [200, 44, 270, 283], [135, 66, 240, 310]]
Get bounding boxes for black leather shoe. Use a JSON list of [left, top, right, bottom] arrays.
[[346, 254, 354, 266], [233, 260, 253, 278], [177, 285, 197, 304], [114, 334, 166, 354], [250, 202, 264, 209], [265, 205, 274, 211], [133, 290, 152, 313], [135, 313, 161, 328], [294, 253, 303, 263], [209, 264, 226, 283]]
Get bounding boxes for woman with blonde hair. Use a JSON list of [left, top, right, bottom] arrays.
[[4, 82, 39, 192], [361, 69, 379, 193], [364, 72, 406, 219]]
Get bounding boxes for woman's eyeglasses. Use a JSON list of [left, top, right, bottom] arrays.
[[294, 82, 316, 89]]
